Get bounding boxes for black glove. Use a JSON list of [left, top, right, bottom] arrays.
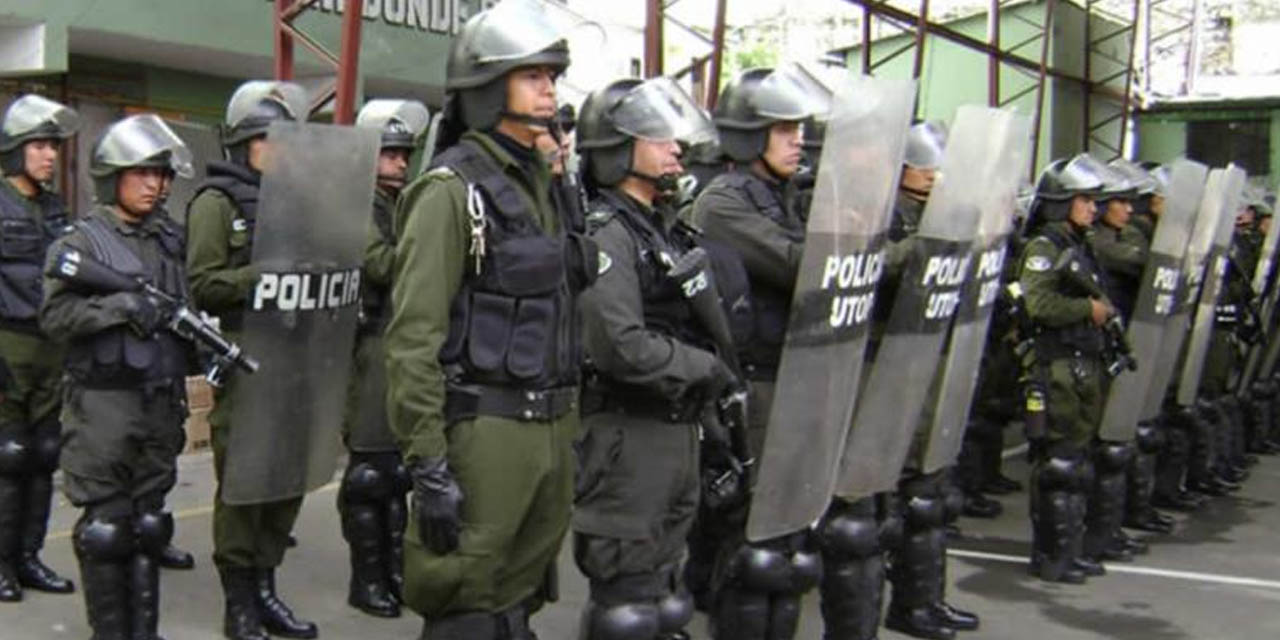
[[102, 292, 164, 337], [409, 456, 463, 555]]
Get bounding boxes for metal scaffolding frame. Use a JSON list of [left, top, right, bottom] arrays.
[[272, 0, 363, 124]]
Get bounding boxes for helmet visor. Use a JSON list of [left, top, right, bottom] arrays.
[[611, 77, 716, 145], [94, 114, 194, 179], [357, 99, 431, 140], [472, 0, 597, 65], [751, 63, 830, 122], [1058, 153, 1107, 194], [903, 120, 948, 170], [1108, 158, 1158, 196], [2, 95, 79, 147], [226, 81, 308, 129]]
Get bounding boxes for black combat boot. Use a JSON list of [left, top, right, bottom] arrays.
[[18, 473, 74, 593], [255, 568, 318, 638], [818, 498, 885, 640], [157, 544, 194, 570], [421, 612, 496, 640], [218, 567, 268, 640], [342, 503, 399, 618], [979, 428, 1022, 494], [0, 474, 23, 602], [130, 554, 164, 640], [1028, 458, 1086, 584], [886, 496, 955, 640], [1084, 443, 1131, 563]]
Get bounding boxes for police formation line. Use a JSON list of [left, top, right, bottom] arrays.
[[2, 1, 1277, 640]]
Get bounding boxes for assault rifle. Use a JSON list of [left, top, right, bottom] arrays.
[[1054, 248, 1138, 378], [48, 248, 259, 387], [667, 246, 753, 508]]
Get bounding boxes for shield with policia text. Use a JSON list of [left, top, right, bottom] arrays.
[[1099, 160, 1205, 439], [1138, 159, 1210, 423], [918, 107, 1031, 474], [221, 121, 379, 505], [1175, 165, 1248, 407], [834, 110, 997, 500], [745, 75, 917, 543]]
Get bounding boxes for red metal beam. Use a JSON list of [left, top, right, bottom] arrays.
[[334, 0, 363, 125], [708, 0, 727, 107], [1030, 0, 1056, 177], [1114, 0, 1140, 158], [861, 3, 872, 75], [987, 0, 1000, 107], [274, 0, 294, 81], [911, 0, 930, 81], [644, 0, 664, 78]]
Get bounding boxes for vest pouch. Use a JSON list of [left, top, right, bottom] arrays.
[[93, 333, 125, 368], [467, 291, 515, 374], [506, 296, 555, 380], [228, 218, 255, 266], [121, 334, 159, 372], [0, 262, 43, 321], [0, 219, 42, 260], [489, 236, 565, 297]]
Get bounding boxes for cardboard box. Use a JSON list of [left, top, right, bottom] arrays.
[[183, 407, 212, 454], [186, 376, 213, 411]]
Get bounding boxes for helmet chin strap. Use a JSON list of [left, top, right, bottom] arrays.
[[758, 155, 790, 183], [498, 110, 558, 139], [626, 170, 680, 196]]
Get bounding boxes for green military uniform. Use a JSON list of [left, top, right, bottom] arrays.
[[575, 189, 717, 635], [1018, 221, 1108, 450], [343, 188, 398, 451], [186, 170, 305, 576], [0, 178, 70, 597], [1090, 221, 1148, 320], [43, 206, 191, 509], [386, 131, 577, 620]]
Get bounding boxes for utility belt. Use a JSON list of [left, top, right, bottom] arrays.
[[72, 374, 185, 399], [581, 384, 701, 423], [1036, 334, 1104, 361], [444, 383, 577, 425]]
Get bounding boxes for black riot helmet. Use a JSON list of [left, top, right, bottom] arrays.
[[443, 0, 572, 136], [356, 99, 430, 151], [221, 80, 305, 166], [714, 64, 828, 164], [1028, 153, 1106, 227], [0, 95, 79, 178], [576, 76, 714, 194], [89, 114, 193, 206]]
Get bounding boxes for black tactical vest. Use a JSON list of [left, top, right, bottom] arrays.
[[0, 186, 70, 329], [432, 139, 581, 389], [65, 212, 190, 386], [1036, 223, 1107, 356], [709, 169, 803, 373]]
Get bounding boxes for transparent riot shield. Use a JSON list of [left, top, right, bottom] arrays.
[[1233, 206, 1280, 389], [1099, 162, 1204, 439], [745, 75, 916, 543], [1175, 166, 1247, 407], [833, 109, 994, 500], [918, 107, 1031, 474], [1139, 159, 1210, 422], [162, 120, 221, 224], [221, 121, 379, 505]]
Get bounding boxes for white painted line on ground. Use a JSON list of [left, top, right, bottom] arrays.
[[949, 548, 1280, 590]]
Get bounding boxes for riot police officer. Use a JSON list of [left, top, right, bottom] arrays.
[[336, 99, 430, 619], [883, 121, 982, 640], [384, 1, 595, 637], [0, 95, 79, 602], [187, 80, 317, 640], [573, 76, 730, 640], [40, 114, 194, 640], [690, 67, 823, 640], [1018, 154, 1112, 584]]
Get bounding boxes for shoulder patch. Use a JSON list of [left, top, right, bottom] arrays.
[[586, 209, 614, 224], [1025, 255, 1052, 272], [425, 166, 456, 180], [598, 250, 613, 276], [231, 218, 249, 232]]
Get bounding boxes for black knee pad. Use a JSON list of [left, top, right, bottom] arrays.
[[342, 461, 391, 503], [1094, 442, 1133, 473], [941, 482, 965, 523], [656, 591, 694, 633], [1074, 457, 1096, 491], [903, 495, 946, 529], [134, 511, 174, 556], [29, 424, 61, 474], [789, 548, 822, 592], [73, 514, 134, 562], [876, 493, 904, 548], [733, 544, 794, 594], [818, 510, 880, 561], [0, 431, 29, 475], [583, 602, 660, 640], [1135, 422, 1164, 454], [391, 460, 410, 495], [1037, 455, 1078, 492]]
